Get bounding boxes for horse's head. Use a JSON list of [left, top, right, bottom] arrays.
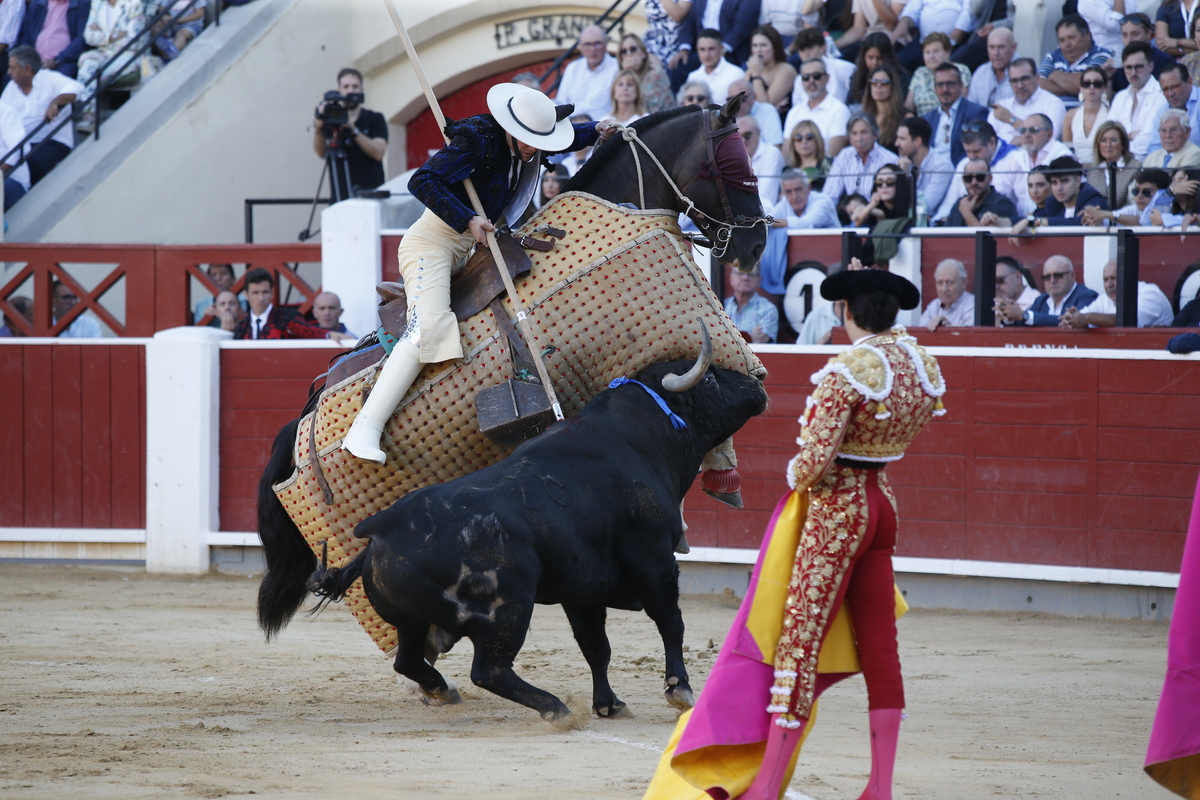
[[564, 98, 770, 271]]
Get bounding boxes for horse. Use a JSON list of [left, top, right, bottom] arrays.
[[256, 93, 770, 709]]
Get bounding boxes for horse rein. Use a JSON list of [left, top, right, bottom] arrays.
[[615, 111, 773, 261]]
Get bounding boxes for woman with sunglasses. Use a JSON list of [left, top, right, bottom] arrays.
[[862, 65, 904, 151], [1063, 66, 1110, 168], [1085, 120, 1141, 209], [745, 24, 797, 112], [847, 32, 907, 106], [852, 164, 913, 266], [784, 119, 833, 191], [610, 69, 649, 126], [676, 79, 712, 107], [618, 33, 675, 114]]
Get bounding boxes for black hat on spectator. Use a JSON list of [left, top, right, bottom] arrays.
[[821, 269, 920, 310]]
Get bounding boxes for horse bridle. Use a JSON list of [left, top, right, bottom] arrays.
[[616, 110, 773, 261]]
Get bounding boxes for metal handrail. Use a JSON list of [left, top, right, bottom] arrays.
[[0, 0, 214, 173]]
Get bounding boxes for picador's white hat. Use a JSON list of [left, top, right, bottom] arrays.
[[487, 83, 576, 152]]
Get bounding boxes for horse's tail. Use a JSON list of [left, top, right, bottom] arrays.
[[256, 418, 315, 640]]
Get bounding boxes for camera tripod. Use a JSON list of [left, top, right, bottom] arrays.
[[298, 144, 354, 242]]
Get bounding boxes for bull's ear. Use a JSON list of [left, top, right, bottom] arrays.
[[718, 92, 744, 126]]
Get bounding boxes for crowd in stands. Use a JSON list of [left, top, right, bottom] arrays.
[[0, 0, 251, 209]]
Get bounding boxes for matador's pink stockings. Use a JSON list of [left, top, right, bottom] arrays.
[[856, 707, 902, 800], [736, 714, 806, 800]]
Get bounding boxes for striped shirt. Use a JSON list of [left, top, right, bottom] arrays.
[[1038, 44, 1113, 78], [821, 142, 899, 202], [724, 295, 779, 343]]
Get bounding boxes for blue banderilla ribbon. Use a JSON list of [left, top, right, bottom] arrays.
[[608, 376, 687, 430]]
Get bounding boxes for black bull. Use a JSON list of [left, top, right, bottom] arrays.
[[317, 332, 768, 721]]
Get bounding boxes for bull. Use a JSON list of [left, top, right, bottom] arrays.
[[316, 327, 768, 722]]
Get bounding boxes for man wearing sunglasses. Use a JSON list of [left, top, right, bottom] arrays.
[[1109, 42, 1167, 160], [1111, 13, 1176, 93], [987, 57, 1066, 145], [1011, 113, 1072, 214], [930, 120, 1023, 222], [922, 62, 988, 165], [1083, 168, 1173, 225], [945, 159, 1017, 227], [782, 58, 850, 156], [997, 254, 1098, 326], [1013, 155, 1108, 233], [1145, 65, 1200, 154]]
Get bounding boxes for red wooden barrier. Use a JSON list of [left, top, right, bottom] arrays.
[[0, 343, 145, 528]]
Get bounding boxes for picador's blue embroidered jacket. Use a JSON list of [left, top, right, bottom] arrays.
[[408, 114, 599, 234]]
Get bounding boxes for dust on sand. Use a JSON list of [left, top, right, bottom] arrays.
[[0, 564, 1166, 799]]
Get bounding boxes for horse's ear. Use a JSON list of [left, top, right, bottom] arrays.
[[718, 92, 745, 126]]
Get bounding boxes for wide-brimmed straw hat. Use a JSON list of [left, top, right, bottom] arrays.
[[487, 83, 576, 151], [821, 269, 920, 310]]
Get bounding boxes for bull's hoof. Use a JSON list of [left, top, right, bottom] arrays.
[[665, 678, 695, 711], [704, 488, 743, 509], [419, 677, 462, 707], [594, 700, 634, 719]]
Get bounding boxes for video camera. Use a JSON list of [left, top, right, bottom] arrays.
[[316, 90, 365, 148]]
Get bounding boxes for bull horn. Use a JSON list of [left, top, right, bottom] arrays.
[[662, 322, 713, 393]]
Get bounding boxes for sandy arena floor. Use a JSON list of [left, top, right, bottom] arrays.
[[0, 563, 1168, 799]]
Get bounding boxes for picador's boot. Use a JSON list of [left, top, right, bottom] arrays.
[[342, 339, 424, 464], [738, 714, 806, 800], [855, 708, 903, 800]]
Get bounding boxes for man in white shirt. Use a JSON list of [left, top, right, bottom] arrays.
[[1010, 114, 1072, 214], [0, 101, 30, 209], [0, 44, 81, 184], [52, 280, 101, 338], [783, 58, 851, 156], [1108, 42, 1167, 160], [739, 115, 784, 204], [1059, 259, 1175, 328], [920, 259, 975, 330], [684, 28, 744, 105], [773, 168, 840, 228], [555, 26, 619, 122], [728, 77, 782, 146], [1145, 64, 1200, 153], [988, 57, 1067, 144], [968, 27, 1017, 108]]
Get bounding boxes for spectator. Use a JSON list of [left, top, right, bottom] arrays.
[[723, 264, 779, 343], [852, 163, 913, 265], [676, 79, 711, 107], [728, 77, 783, 145], [996, 254, 1098, 326], [788, 27, 855, 103], [739, 115, 784, 203], [923, 61, 987, 163], [685, 28, 746, 104], [862, 64, 904, 150], [795, 263, 846, 344], [1083, 167, 1172, 224], [52, 279, 101, 337], [1011, 113, 1073, 213], [618, 33, 675, 114], [1150, 167, 1200, 226], [837, 0, 902, 63], [1038, 15, 1113, 102], [311, 291, 354, 337], [232, 268, 351, 341], [610, 69, 648, 125], [1022, 164, 1053, 216], [988, 57, 1067, 144], [152, 0, 205, 61], [946, 158, 1017, 226], [783, 57, 850, 155], [773, 167, 840, 227], [1113, 13, 1176, 92], [895, 115, 952, 213], [1012, 155, 1108, 230], [0, 0, 23, 61], [968, 27, 1017, 108], [0, 295, 32, 336], [0, 100, 29, 209], [838, 191, 869, 225], [992, 255, 1040, 324], [1086, 120, 1142, 208], [1063, 65, 1110, 166], [1060, 258, 1175, 328], [1109, 42, 1167, 160], [744, 24, 796, 111], [208, 290, 245, 331], [920, 258, 975, 329], [312, 67, 388, 197], [783, 118, 832, 189], [671, 0, 762, 86], [1145, 63, 1200, 154], [1184, 16, 1200, 85], [511, 71, 542, 90], [18, 0, 91, 79], [192, 263, 241, 320], [644, 0, 692, 81], [1, 45, 82, 184], [822, 111, 898, 200], [1144, 109, 1200, 168], [846, 32, 906, 106], [73, 0, 146, 136], [904, 32, 972, 117], [1156, 0, 1200, 60], [890, 0, 974, 73], [1077, 0, 1128, 55], [933, 119, 1023, 220], [556, 25, 619, 121], [537, 164, 569, 207]]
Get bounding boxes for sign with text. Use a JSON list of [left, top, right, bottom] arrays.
[[494, 15, 598, 49]]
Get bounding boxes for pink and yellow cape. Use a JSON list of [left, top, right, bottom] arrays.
[[643, 490, 906, 800]]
